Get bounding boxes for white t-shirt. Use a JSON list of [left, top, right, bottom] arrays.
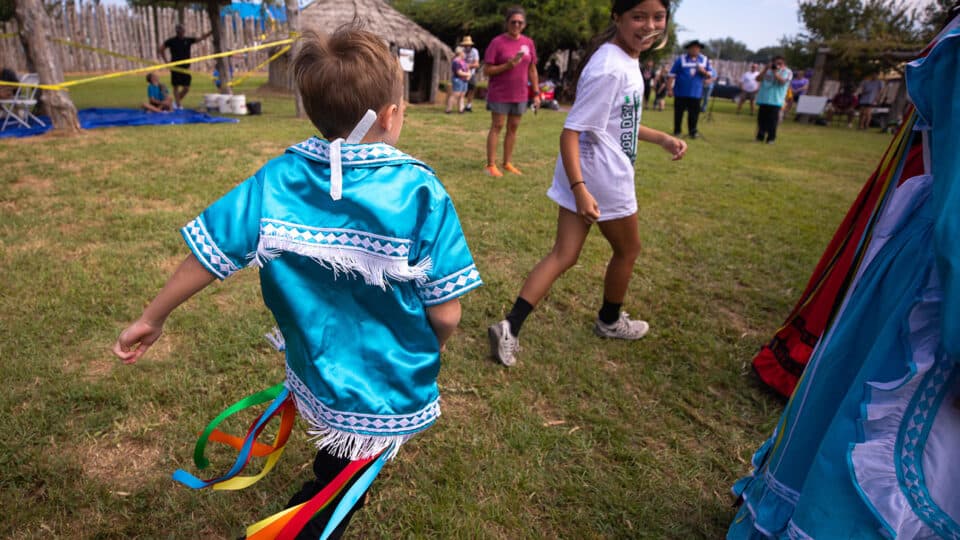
[[464, 47, 480, 78], [741, 71, 760, 93], [547, 42, 644, 221]]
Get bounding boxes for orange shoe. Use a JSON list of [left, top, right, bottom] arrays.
[[484, 164, 504, 177], [503, 162, 523, 175]]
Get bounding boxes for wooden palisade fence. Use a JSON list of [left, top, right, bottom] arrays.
[[0, 4, 281, 76]]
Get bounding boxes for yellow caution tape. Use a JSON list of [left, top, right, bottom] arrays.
[[0, 80, 66, 91], [0, 37, 294, 91], [52, 37, 213, 80], [228, 44, 290, 87]]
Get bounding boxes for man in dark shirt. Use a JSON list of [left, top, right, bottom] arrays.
[[159, 23, 212, 109], [825, 85, 859, 127]]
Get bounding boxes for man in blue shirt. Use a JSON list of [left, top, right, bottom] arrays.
[[667, 39, 713, 139]]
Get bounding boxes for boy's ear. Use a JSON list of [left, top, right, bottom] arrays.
[[377, 103, 398, 132]]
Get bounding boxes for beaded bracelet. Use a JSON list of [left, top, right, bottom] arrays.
[[569, 181, 585, 190]]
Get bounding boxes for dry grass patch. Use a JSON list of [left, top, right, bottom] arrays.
[[438, 387, 490, 421], [78, 435, 165, 492], [9, 174, 54, 193], [717, 305, 758, 338]]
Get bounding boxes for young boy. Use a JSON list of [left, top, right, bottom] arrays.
[[143, 72, 173, 112], [113, 28, 481, 538]]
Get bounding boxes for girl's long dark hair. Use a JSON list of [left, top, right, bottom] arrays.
[[571, 0, 671, 94]]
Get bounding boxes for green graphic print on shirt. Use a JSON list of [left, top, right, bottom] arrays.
[[619, 92, 640, 163]]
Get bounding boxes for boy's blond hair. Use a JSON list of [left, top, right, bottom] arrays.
[[293, 27, 403, 139]]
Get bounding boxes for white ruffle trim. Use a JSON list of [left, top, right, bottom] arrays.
[[283, 368, 439, 461], [290, 391, 422, 461], [850, 266, 960, 539], [252, 238, 432, 289]]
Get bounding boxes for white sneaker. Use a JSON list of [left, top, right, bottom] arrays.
[[488, 320, 519, 367], [594, 312, 649, 340]]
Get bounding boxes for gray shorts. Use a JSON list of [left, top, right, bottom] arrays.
[[487, 101, 528, 115]]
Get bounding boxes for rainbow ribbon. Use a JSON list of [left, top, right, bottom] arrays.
[[244, 451, 388, 540], [172, 384, 391, 538], [172, 383, 294, 490]]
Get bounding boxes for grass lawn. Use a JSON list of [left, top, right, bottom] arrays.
[[0, 75, 892, 538]]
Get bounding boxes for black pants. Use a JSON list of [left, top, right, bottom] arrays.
[[673, 96, 701, 136], [756, 104, 781, 142], [285, 450, 371, 540]]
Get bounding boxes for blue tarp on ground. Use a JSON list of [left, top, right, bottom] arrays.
[[0, 107, 238, 139]]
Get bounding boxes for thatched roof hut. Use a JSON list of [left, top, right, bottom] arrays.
[[298, 0, 453, 104]]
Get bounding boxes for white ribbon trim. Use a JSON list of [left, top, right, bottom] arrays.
[[328, 109, 378, 202]]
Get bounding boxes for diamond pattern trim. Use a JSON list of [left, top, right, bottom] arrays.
[[288, 137, 424, 168], [897, 361, 960, 539], [285, 366, 440, 435], [181, 217, 240, 279], [261, 219, 412, 258], [417, 264, 483, 305]]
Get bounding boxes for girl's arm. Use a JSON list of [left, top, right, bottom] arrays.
[[426, 299, 461, 351], [560, 128, 600, 224], [638, 125, 687, 161], [112, 254, 216, 364]]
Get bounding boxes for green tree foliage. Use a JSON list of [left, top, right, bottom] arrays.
[[394, 0, 609, 63], [395, 0, 682, 69], [0, 0, 61, 23], [921, 0, 960, 38], [703, 37, 752, 61], [0, 0, 12, 22], [796, 0, 931, 81]]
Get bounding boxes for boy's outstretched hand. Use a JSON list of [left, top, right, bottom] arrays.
[[113, 320, 163, 364]]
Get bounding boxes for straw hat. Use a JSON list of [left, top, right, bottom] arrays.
[[460, 35, 475, 47]]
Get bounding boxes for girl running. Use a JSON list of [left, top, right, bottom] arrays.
[[488, 0, 686, 366]]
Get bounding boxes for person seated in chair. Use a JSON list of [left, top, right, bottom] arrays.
[[0, 67, 19, 100], [143, 72, 173, 113], [825, 84, 858, 127]]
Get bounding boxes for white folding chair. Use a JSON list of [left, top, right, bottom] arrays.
[[0, 73, 45, 131]]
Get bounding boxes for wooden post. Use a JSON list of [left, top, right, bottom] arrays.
[[284, 0, 303, 117], [205, 1, 232, 94], [809, 46, 829, 97], [14, 0, 80, 133]]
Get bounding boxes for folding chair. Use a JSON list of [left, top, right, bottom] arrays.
[[0, 73, 45, 131]]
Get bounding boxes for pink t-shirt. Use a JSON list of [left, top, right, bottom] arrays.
[[484, 33, 537, 103]]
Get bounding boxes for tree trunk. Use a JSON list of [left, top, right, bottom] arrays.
[[205, 1, 231, 94], [15, 0, 81, 133], [283, 0, 303, 117]]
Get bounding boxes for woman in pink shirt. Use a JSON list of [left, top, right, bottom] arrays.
[[482, 6, 540, 177]]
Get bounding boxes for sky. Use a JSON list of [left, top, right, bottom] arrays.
[[672, 0, 805, 52]]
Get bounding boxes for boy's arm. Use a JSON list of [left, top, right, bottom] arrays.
[[112, 254, 216, 364], [426, 299, 461, 351]]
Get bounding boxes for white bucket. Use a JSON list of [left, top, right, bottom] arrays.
[[203, 93, 219, 111], [229, 94, 247, 115], [218, 94, 233, 114]]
